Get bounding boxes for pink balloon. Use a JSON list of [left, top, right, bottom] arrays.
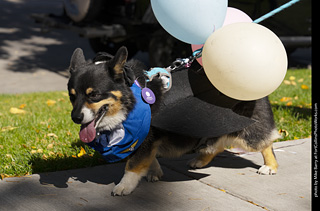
[[191, 8, 252, 66], [223, 7, 252, 26]]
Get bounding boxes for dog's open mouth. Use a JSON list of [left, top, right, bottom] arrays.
[[79, 105, 108, 143]]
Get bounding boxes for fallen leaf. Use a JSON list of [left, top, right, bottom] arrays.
[[301, 84, 309, 90], [31, 150, 37, 154], [283, 80, 291, 85], [298, 78, 304, 83], [47, 144, 54, 149], [10, 107, 26, 114], [280, 97, 292, 102], [290, 81, 297, 86], [77, 146, 87, 157], [46, 133, 58, 138], [1, 174, 11, 180], [37, 149, 43, 153], [19, 104, 26, 109], [46, 99, 56, 106], [289, 76, 296, 81], [286, 101, 292, 106], [1, 126, 18, 132], [279, 129, 289, 137], [56, 152, 63, 157]]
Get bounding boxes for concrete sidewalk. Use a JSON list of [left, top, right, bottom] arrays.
[[0, 138, 311, 211], [0, 0, 95, 94]]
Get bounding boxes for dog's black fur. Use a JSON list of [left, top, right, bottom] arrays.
[[68, 47, 280, 196]]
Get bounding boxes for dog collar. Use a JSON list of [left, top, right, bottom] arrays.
[[86, 82, 151, 163], [145, 67, 172, 91]]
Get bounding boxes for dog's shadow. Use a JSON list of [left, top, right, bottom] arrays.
[[207, 150, 261, 169], [36, 150, 260, 188], [158, 150, 261, 181], [38, 162, 125, 188]]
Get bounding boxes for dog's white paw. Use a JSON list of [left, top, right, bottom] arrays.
[[112, 183, 135, 196], [111, 171, 141, 196], [188, 158, 206, 169], [258, 165, 277, 175]]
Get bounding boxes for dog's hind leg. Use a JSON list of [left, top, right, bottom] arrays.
[[188, 137, 225, 169], [146, 158, 163, 182], [258, 144, 278, 175], [112, 140, 159, 196]]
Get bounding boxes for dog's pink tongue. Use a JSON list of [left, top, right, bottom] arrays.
[[79, 120, 96, 143]]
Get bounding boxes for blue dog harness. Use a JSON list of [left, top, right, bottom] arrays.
[[87, 82, 151, 163]]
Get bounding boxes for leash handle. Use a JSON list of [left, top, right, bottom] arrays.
[[253, 0, 301, 23]]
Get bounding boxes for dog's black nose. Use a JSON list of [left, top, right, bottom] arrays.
[[72, 112, 84, 124]]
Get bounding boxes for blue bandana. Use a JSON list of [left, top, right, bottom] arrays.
[[87, 83, 151, 163]]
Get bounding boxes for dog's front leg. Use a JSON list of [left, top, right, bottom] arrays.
[[112, 140, 158, 196]]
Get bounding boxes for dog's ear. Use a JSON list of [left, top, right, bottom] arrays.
[[69, 48, 86, 74], [108, 46, 128, 82]]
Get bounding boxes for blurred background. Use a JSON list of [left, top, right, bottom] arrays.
[[0, 0, 311, 89]]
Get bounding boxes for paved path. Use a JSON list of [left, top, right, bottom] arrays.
[[0, 0, 95, 94], [0, 138, 312, 211]]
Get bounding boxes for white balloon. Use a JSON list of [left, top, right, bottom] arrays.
[[202, 22, 287, 101]]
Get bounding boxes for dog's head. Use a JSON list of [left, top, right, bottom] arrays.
[[67, 47, 136, 143]]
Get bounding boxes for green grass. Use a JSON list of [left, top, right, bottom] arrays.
[[0, 92, 106, 178], [0, 69, 311, 178], [269, 68, 312, 141]]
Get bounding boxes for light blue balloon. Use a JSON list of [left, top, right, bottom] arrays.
[[151, 0, 228, 44]]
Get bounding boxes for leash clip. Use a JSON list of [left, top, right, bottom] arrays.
[[168, 47, 202, 72], [169, 58, 191, 72]]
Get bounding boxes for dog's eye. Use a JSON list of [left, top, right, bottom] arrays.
[[88, 92, 100, 100]]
